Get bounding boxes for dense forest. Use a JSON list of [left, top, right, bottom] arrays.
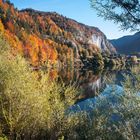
[[0, 0, 116, 67]]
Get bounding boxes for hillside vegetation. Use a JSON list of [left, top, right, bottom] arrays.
[[0, 33, 80, 139], [0, 0, 116, 67]]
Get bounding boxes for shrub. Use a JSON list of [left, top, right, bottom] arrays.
[[0, 36, 78, 139]]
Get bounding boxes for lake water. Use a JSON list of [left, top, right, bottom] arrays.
[[46, 66, 134, 103], [62, 66, 140, 138]]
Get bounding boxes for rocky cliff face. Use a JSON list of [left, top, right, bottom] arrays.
[[90, 34, 116, 53]]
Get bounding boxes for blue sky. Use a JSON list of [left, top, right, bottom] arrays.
[[10, 0, 135, 39]]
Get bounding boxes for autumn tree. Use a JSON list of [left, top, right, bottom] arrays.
[[66, 48, 74, 66], [90, 0, 140, 31], [4, 30, 23, 53], [0, 19, 4, 34], [6, 21, 14, 32]]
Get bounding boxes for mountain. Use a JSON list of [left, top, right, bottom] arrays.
[[110, 32, 140, 54], [0, 0, 116, 66]]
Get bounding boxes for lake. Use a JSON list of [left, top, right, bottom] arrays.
[[46, 66, 133, 103]]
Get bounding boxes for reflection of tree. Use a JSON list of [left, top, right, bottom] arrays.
[[47, 68, 103, 101], [103, 71, 116, 85], [42, 68, 132, 103]]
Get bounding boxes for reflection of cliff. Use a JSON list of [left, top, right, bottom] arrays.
[[47, 68, 106, 101], [43, 66, 139, 105], [45, 68, 127, 102], [77, 77, 102, 102]]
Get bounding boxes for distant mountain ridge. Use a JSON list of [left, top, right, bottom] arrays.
[[110, 32, 140, 54]]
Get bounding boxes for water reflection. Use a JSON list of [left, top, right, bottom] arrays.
[[44, 67, 131, 103]]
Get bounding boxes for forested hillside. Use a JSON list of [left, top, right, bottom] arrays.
[[0, 0, 115, 67]]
